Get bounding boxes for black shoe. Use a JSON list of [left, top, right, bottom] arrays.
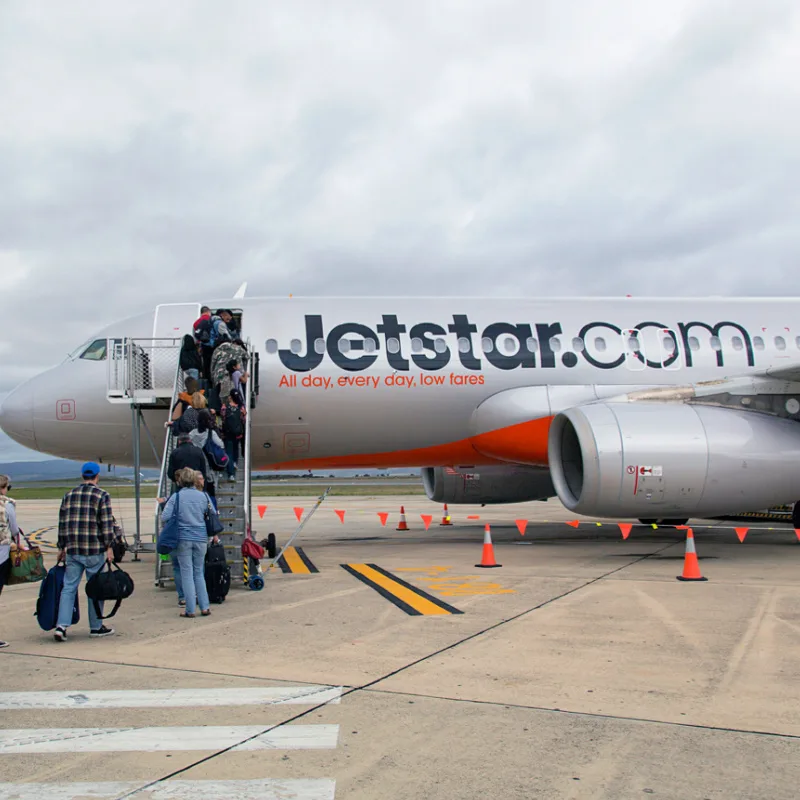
[[0, 640, 9, 649], [90, 626, 115, 638], [53, 627, 67, 642]]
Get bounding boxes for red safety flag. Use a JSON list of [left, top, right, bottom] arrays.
[[293, 507, 304, 522], [735, 527, 749, 543], [566, 520, 580, 529], [618, 523, 632, 540], [421, 514, 433, 531], [377, 512, 389, 527], [257, 505, 267, 519], [335, 509, 346, 524], [515, 519, 528, 536]]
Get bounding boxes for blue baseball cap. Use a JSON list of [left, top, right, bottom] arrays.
[[81, 461, 101, 479]]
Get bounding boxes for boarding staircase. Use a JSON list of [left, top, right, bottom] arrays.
[[154, 342, 257, 589]]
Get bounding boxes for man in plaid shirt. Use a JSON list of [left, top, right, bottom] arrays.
[[54, 462, 116, 641]]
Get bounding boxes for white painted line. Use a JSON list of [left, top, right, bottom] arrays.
[[0, 686, 342, 710], [0, 724, 339, 754], [0, 779, 336, 800]]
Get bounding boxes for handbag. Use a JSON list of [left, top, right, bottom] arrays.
[[204, 494, 224, 537], [242, 536, 265, 561], [157, 492, 180, 555], [8, 532, 46, 585], [85, 561, 134, 620], [35, 562, 79, 631]]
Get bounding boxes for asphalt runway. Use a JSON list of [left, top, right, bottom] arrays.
[[1, 496, 799, 798]]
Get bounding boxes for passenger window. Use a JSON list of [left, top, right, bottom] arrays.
[[626, 336, 640, 352], [501, 337, 517, 354], [265, 339, 278, 354], [594, 337, 607, 352], [314, 338, 326, 354], [775, 336, 787, 351], [526, 337, 539, 352], [456, 337, 470, 354], [572, 337, 585, 352], [688, 337, 700, 351], [435, 337, 448, 354], [549, 337, 562, 352], [411, 337, 424, 353], [80, 339, 108, 361], [710, 336, 722, 351], [732, 336, 743, 351], [754, 336, 765, 351], [364, 338, 377, 354], [662, 336, 675, 353], [290, 339, 303, 354], [338, 339, 351, 354], [387, 337, 401, 354], [481, 337, 494, 353]]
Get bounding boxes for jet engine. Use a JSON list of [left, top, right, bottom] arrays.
[[422, 465, 554, 505], [548, 402, 800, 519]]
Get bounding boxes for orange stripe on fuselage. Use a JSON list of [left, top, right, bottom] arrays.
[[266, 416, 554, 471]]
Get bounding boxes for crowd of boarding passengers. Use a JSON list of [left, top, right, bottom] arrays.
[[171, 306, 249, 499]]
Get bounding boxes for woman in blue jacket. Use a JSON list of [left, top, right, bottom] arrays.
[[160, 467, 220, 617]]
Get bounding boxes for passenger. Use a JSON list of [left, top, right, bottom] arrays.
[[53, 463, 116, 642], [159, 467, 220, 618], [211, 340, 247, 409], [169, 377, 203, 429], [179, 334, 203, 382], [221, 391, 246, 482], [228, 359, 248, 402], [174, 392, 207, 435], [167, 433, 210, 490], [193, 306, 215, 380], [0, 474, 20, 649], [189, 410, 225, 502]]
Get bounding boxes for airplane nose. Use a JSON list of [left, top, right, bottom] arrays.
[[0, 382, 37, 450]]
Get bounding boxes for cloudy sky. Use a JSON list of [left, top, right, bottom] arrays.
[[2, 0, 800, 460]]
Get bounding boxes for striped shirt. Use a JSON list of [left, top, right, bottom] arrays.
[[57, 483, 115, 555]]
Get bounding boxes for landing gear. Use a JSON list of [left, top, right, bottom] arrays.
[[266, 532, 277, 559], [792, 502, 800, 530], [638, 518, 689, 527]]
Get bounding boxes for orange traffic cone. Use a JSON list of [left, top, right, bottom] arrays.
[[475, 524, 501, 568], [676, 529, 707, 581], [440, 504, 453, 526], [396, 505, 409, 531]]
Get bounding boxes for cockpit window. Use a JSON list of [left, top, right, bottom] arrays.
[[80, 339, 108, 361]]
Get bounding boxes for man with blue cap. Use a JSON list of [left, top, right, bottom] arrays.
[[53, 462, 117, 642]]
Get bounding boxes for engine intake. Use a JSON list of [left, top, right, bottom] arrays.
[[548, 402, 800, 519]]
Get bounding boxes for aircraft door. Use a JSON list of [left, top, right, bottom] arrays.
[[150, 303, 201, 392]]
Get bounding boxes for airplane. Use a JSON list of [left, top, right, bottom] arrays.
[[3, 295, 800, 526]]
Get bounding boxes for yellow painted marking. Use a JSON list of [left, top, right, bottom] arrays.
[[396, 567, 515, 596], [282, 546, 312, 574], [347, 564, 453, 615]]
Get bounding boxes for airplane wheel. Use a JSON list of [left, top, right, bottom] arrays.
[[792, 502, 800, 530], [267, 533, 277, 559], [248, 575, 264, 591]]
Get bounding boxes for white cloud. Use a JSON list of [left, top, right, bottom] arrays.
[[1, 0, 800, 399]]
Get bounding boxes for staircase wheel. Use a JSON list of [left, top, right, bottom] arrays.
[[248, 575, 265, 591], [267, 533, 277, 559]]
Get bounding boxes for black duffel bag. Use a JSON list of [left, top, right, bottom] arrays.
[[85, 561, 135, 620]]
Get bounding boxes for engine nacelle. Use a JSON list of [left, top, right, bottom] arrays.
[[422, 465, 554, 505], [548, 402, 800, 519]]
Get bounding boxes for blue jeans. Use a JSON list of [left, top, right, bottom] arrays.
[[225, 438, 239, 478], [57, 553, 106, 631], [176, 540, 209, 615], [171, 554, 184, 600]]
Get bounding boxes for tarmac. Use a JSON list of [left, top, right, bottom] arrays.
[[1, 495, 799, 798]]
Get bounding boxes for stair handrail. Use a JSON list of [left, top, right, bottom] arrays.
[[154, 354, 186, 585], [243, 338, 254, 541]]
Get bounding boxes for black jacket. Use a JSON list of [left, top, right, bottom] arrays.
[[167, 441, 209, 483], [180, 338, 203, 372]]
